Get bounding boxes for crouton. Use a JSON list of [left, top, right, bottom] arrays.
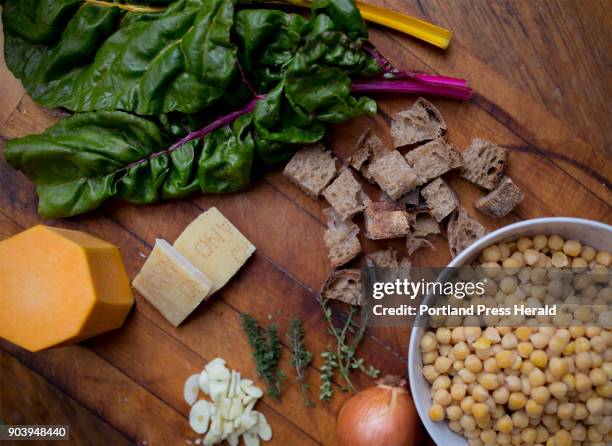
[[349, 129, 393, 183], [447, 207, 488, 257], [390, 98, 447, 147], [405, 138, 463, 185], [283, 143, 337, 197], [421, 178, 459, 222], [322, 169, 366, 220], [367, 248, 399, 268], [475, 176, 524, 218], [369, 151, 418, 199], [406, 232, 434, 255], [412, 213, 441, 237], [460, 138, 508, 190], [320, 269, 363, 306], [323, 208, 361, 267], [364, 202, 411, 240]]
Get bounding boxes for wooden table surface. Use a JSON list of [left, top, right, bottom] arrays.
[[1, 1, 610, 445]]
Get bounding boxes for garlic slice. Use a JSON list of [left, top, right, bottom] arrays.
[[206, 361, 231, 381], [227, 432, 239, 446], [208, 379, 229, 401], [254, 412, 272, 441], [243, 430, 260, 446], [244, 385, 263, 399], [184, 374, 200, 406], [198, 370, 209, 394], [189, 400, 212, 434]]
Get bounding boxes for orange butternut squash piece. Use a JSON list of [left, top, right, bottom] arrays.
[[0, 225, 133, 352]]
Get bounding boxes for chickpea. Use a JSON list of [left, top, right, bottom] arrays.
[[432, 375, 451, 390], [586, 396, 604, 415], [563, 239, 582, 257], [450, 383, 467, 400], [595, 251, 610, 266], [548, 235, 565, 251], [482, 245, 501, 263], [531, 386, 551, 405], [421, 333, 438, 352], [460, 414, 477, 432], [511, 410, 529, 428], [508, 392, 527, 410], [429, 403, 445, 421], [446, 405, 462, 421]]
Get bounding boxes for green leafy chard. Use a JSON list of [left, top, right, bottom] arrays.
[[4, 0, 380, 218], [3, 0, 238, 114]]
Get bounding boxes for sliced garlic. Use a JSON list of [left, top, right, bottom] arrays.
[[238, 412, 258, 431], [184, 374, 200, 406], [227, 432, 239, 446], [240, 379, 253, 390], [242, 395, 256, 406], [243, 430, 260, 446], [189, 400, 212, 434], [203, 429, 220, 446], [244, 385, 263, 399], [227, 398, 243, 420], [208, 379, 229, 401], [198, 370, 209, 395], [206, 361, 231, 381], [254, 412, 272, 441], [227, 371, 236, 398]]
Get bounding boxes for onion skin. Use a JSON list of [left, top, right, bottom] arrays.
[[335, 376, 422, 446]]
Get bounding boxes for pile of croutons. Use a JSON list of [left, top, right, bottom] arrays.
[[283, 98, 524, 303]]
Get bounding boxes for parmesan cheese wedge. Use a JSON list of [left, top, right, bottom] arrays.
[[132, 239, 213, 327], [173, 207, 255, 293]]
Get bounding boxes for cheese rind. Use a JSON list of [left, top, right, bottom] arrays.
[[173, 207, 255, 293], [0, 225, 133, 352], [132, 239, 213, 327]]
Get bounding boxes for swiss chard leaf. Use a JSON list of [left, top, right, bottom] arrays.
[[3, 0, 238, 114]]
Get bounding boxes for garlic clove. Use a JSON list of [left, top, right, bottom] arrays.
[[184, 374, 200, 406], [240, 379, 253, 390], [198, 370, 210, 395], [242, 395, 255, 406], [189, 400, 212, 434]]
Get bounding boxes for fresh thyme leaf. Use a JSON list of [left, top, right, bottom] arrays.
[[288, 319, 314, 407], [241, 313, 284, 400]]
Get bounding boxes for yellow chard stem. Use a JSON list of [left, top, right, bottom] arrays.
[[355, 1, 452, 49], [83, 0, 165, 13]]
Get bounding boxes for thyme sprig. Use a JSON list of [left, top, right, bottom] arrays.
[[318, 299, 380, 399], [287, 319, 314, 407], [241, 313, 285, 400], [319, 350, 338, 402]]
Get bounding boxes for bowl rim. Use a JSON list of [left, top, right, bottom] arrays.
[[407, 217, 612, 445]]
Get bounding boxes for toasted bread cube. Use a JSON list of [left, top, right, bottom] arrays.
[[364, 202, 411, 240], [405, 138, 463, 185], [283, 143, 337, 197], [475, 176, 524, 218], [369, 151, 418, 199], [421, 178, 459, 222], [322, 169, 366, 220], [390, 97, 447, 147], [321, 269, 363, 306], [349, 129, 392, 182], [447, 207, 488, 257], [460, 138, 508, 190], [323, 208, 361, 268]]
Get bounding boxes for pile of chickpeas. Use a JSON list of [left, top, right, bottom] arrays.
[[421, 234, 611, 446]]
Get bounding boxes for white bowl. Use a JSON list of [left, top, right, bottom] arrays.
[[408, 217, 612, 445]]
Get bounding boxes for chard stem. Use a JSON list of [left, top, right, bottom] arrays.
[[83, 0, 165, 13], [351, 78, 472, 101]]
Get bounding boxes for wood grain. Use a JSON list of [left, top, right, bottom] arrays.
[[0, 1, 610, 446]]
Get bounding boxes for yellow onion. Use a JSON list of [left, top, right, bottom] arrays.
[[335, 375, 422, 446]]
